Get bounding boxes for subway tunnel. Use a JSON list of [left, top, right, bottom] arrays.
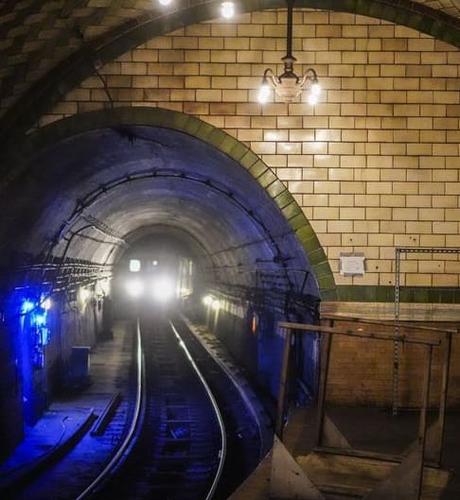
[[1, 0, 460, 497], [1, 120, 319, 296], [0, 112, 321, 475]]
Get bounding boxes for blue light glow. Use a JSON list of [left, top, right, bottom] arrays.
[[21, 299, 35, 314]]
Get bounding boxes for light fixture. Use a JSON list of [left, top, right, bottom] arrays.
[[41, 297, 52, 311], [221, 1, 235, 18], [79, 288, 91, 302], [258, 0, 320, 104], [129, 258, 141, 272], [202, 295, 214, 306], [158, 0, 173, 5]]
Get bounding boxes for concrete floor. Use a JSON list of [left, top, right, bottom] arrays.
[[284, 405, 460, 499], [0, 321, 135, 499]]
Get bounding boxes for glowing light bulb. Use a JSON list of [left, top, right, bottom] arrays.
[[42, 298, 52, 311], [158, 0, 172, 5], [202, 295, 214, 306], [79, 288, 91, 302], [311, 82, 321, 96], [307, 92, 319, 105], [221, 1, 235, 19], [21, 299, 35, 314], [211, 299, 220, 311], [258, 83, 271, 104]]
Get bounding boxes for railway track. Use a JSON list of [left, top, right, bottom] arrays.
[[80, 312, 265, 499]]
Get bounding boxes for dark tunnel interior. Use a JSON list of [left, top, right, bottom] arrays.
[[0, 125, 320, 457]]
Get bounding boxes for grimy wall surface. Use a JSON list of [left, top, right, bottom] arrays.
[[35, 9, 460, 299]]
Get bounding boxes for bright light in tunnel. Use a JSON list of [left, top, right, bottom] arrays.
[[202, 295, 214, 306], [151, 277, 175, 302], [21, 299, 35, 314], [126, 279, 144, 298], [221, 1, 235, 18], [211, 299, 221, 311], [129, 259, 141, 272], [79, 288, 91, 303], [158, 0, 172, 5], [257, 83, 271, 104], [41, 297, 52, 311]]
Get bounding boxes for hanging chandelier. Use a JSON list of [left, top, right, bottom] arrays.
[[258, 0, 321, 104]]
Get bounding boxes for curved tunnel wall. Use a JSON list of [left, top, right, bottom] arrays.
[[1, 107, 333, 298], [0, 108, 325, 443]]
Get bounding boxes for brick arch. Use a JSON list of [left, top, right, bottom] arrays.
[[0, 0, 459, 142], [3, 106, 336, 299]]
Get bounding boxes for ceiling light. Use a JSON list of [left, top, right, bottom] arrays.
[[258, 0, 320, 103], [202, 295, 214, 306], [221, 1, 235, 18]]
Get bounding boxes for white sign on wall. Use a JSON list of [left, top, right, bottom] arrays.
[[339, 253, 366, 276]]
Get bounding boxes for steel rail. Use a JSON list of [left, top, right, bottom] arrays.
[[75, 318, 144, 500], [169, 320, 227, 500], [179, 314, 267, 461]]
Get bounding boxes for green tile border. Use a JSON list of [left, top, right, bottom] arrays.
[[337, 286, 460, 304]]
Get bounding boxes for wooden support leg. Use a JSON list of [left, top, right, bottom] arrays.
[[315, 332, 331, 448], [276, 329, 292, 439]]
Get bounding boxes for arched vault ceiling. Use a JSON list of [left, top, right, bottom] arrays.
[[0, 125, 319, 296], [0, 0, 460, 139]]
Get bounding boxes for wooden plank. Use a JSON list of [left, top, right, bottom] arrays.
[[279, 322, 440, 346], [321, 301, 460, 322], [315, 332, 331, 447], [321, 313, 457, 335]]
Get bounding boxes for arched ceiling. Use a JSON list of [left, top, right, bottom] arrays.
[[0, 125, 319, 297], [0, 0, 459, 142]]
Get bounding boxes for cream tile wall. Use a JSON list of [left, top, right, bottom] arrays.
[[40, 9, 460, 288]]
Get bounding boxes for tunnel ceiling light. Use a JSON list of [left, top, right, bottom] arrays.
[[202, 295, 214, 306], [158, 0, 173, 5], [79, 288, 91, 302], [211, 299, 221, 311], [152, 277, 175, 302], [41, 297, 52, 311], [258, 0, 320, 104], [129, 259, 141, 272], [126, 279, 144, 298], [221, 1, 235, 19]]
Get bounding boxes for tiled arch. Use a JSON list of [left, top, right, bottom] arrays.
[[4, 106, 337, 299], [0, 0, 459, 141]]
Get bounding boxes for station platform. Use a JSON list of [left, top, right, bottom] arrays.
[[0, 321, 135, 499]]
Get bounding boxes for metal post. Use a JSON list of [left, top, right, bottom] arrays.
[[416, 345, 433, 499], [315, 330, 332, 447], [393, 247, 401, 416], [436, 332, 452, 465]]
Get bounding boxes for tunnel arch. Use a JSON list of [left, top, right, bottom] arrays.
[[0, 106, 335, 299], [0, 0, 459, 142]]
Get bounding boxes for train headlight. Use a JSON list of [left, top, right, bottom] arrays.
[[126, 279, 144, 298], [152, 277, 175, 302]]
